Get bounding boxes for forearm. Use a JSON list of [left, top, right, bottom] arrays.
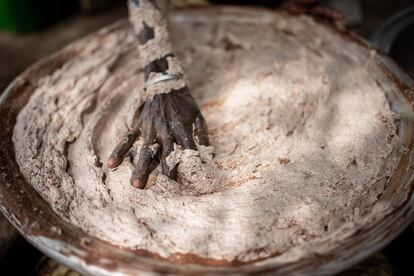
[[128, 0, 187, 96]]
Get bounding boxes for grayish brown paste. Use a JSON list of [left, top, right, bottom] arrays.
[[13, 10, 402, 263]]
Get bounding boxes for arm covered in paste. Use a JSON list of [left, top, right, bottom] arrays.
[[107, 0, 209, 189]]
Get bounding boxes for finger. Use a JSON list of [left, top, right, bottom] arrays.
[[131, 144, 159, 189], [107, 132, 139, 169], [194, 112, 209, 146], [160, 137, 177, 179], [171, 121, 197, 150]]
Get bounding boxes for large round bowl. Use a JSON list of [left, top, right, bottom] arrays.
[[1, 6, 414, 276]]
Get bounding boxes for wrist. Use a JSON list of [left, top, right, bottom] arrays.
[[144, 73, 183, 89], [143, 74, 187, 99]]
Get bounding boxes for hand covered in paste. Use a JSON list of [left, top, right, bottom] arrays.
[[107, 87, 209, 189]]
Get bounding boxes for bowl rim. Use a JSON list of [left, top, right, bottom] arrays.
[[1, 6, 414, 276]]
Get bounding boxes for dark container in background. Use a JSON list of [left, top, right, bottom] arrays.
[[0, 0, 78, 33]]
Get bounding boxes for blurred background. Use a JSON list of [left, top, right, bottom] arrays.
[[0, 0, 413, 275]]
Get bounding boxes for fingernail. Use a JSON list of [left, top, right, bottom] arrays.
[[107, 158, 116, 168], [132, 179, 145, 189]]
